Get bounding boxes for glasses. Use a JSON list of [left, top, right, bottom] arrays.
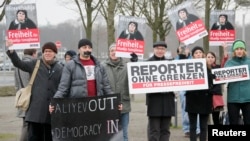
[[154, 47, 166, 51]]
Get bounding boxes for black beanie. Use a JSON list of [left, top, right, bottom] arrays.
[[42, 42, 57, 54], [78, 39, 92, 49], [191, 46, 204, 56], [64, 50, 77, 58], [153, 41, 167, 48]]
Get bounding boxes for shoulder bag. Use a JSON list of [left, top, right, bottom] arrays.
[[14, 60, 40, 111]]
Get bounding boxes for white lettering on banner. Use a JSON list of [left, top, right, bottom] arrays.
[[107, 119, 119, 134], [8, 30, 33, 38], [54, 124, 102, 138], [210, 30, 231, 36], [54, 96, 117, 114], [117, 40, 140, 48], [177, 24, 199, 37]]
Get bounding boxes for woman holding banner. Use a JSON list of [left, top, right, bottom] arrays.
[[185, 46, 214, 141], [224, 40, 250, 125]]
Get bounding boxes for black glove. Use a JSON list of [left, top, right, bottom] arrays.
[[130, 52, 138, 62], [179, 54, 187, 59]]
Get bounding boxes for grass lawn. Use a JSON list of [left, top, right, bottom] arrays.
[[0, 86, 15, 97]]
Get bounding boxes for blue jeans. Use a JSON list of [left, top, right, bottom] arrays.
[[121, 113, 129, 141], [179, 91, 200, 134]]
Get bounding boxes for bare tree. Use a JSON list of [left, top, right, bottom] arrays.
[[0, 0, 12, 21], [117, 0, 190, 42], [73, 0, 102, 40], [99, 0, 117, 47], [204, 0, 237, 60]]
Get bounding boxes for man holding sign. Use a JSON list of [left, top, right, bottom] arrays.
[[224, 40, 250, 125], [146, 41, 175, 141], [49, 39, 124, 140]]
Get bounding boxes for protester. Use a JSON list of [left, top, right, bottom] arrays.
[[6, 41, 63, 141], [176, 8, 199, 30], [185, 46, 214, 141], [175, 45, 200, 137], [102, 43, 135, 141], [64, 49, 77, 63], [51, 38, 114, 98], [146, 41, 175, 141], [119, 21, 144, 40], [206, 43, 228, 125], [14, 49, 37, 141], [224, 40, 250, 125]]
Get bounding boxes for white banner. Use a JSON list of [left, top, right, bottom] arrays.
[[212, 65, 249, 84], [127, 59, 208, 94]]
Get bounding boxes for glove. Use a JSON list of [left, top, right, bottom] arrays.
[[130, 52, 138, 62]]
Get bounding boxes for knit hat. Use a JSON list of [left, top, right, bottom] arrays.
[[153, 41, 167, 48], [64, 50, 77, 58], [42, 42, 57, 54], [232, 40, 246, 52], [191, 46, 204, 56], [109, 43, 116, 51], [78, 39, 92, 49]]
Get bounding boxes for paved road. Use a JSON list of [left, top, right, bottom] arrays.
[[0, 95, 190, 141]]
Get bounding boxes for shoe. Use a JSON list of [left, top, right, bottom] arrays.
[[184, 132, 190, 138]]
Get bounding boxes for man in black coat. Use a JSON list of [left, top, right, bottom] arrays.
[[6, 41, 63, 141], [146, 41, 175, 141]]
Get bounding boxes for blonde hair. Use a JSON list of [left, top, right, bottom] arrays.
[[232, 50, 247, 57]]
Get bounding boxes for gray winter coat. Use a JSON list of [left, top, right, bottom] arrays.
[[54, 55, 113, 98], [7, 50, 63, 124], [102, 57, 131, 114]]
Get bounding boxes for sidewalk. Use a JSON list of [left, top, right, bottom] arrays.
[[0, 95, 189, 141]]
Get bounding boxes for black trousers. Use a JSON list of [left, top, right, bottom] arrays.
[[148, 116, 171, 141], [28, 122, 52, 141], [228, 102, 250, 125], [188, 113, 209, 141]]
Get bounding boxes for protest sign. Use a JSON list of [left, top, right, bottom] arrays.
[[127, 59, 208, 94], [5, 3, 40, 49], [167, 1, 207, 45], [209, 10, 235, 46], [212, 65, 249, 84], [116, 15, 147, 59], [51, 94, 122, 141]]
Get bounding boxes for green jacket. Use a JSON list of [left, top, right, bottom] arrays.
[[224, 56, 250, 103], [102, 58, 131, 114]]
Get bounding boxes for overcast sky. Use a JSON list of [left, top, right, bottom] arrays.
[[2, 0, 250, 27], [3, 0, 79, 26]]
